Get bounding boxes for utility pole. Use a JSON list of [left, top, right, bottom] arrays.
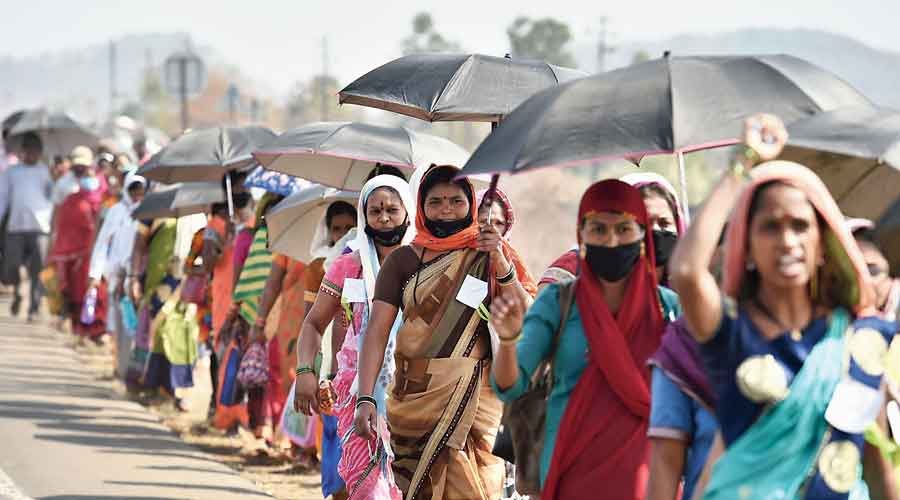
[[109, 40, 117, 117], [321, 36, 329, 121], [596, 16, 614, 73]]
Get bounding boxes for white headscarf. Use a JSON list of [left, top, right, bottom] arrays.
[[355, 174, 416, 302]]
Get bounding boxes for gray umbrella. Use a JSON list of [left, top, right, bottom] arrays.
[[132, 182, 224, 220], [6, 108, 100, 159], [461, 54, 872, 219], [253, 121, 470, 191], [781, 106, 900, 221], [137, 126, 277, 183], [339, 53, 586, 123], [266, 184, 358, 264]]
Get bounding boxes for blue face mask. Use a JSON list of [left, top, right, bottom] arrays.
[[79, 176, 100, 192]]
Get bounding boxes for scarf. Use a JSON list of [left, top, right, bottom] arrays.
[[621, 172, 687, 235], [722, 161, 874, 315], [411, 165, 537, 296], [542, 179, 665, 500], [647, 317, 716, 410]]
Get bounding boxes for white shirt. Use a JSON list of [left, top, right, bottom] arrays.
[[88, 199, 138, 281], [0, 162, 54, 234]]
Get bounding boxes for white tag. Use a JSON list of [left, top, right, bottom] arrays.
[[488, 321, 501, 356], [825, 378, 884, 433], [887, 401, 900, 444], [342, 278, 367, 303], [456, 275, 488, 310]]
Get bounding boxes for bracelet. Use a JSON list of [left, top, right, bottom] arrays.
[[356, 395, 377, 410], [498, 330, 523, 345], [496, 266, 516, 285], [295, 365, 316, 377]]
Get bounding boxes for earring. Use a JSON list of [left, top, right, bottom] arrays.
[[640, 241, 646, 258], [809, 267, 819, 301], [579, 243, 587, 259]]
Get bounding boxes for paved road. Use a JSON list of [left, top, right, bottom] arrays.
[[0, 308, 273, 500]]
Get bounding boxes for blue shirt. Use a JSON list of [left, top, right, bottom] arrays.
[[649, 368, 718, 500]]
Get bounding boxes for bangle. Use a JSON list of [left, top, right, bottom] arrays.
[[496, 266, 515, 285], [356, 395, 377, 410], [731, 158, 752, 181], [295, 365, 316, 377], [498, 330, 523, 345]]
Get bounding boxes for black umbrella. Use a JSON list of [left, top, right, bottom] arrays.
[[780, 106, 900, 221], [461, 54, 872, 217], [339, 53, 585, 123], [137, 126, 277, 183], [132, 182, 224, 220], [2, 110, 25, 136], [5, 108, 100, 159], [876, 198, 900, 276]]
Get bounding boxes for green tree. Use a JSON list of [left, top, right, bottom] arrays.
[[507, 17, 577, 68], [402, 12, 462, 55], [631, 50, 651, 65]]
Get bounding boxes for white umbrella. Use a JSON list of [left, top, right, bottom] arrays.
[[266, 185, 359, 264], [253, 122, 470, 191]]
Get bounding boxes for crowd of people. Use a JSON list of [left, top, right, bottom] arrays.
[[0, 110, 898, 500]]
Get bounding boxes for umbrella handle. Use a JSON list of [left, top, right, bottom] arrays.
[[225, 174, 234, 218], [676, 152, 691, 226]]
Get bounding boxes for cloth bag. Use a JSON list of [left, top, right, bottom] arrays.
[[237, 342, 269, 389], [493, 280, 576, 494]]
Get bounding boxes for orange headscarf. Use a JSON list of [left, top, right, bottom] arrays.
[[722, 161, 874, 315], [411, 165, 537, 297]]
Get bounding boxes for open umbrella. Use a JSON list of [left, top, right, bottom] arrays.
[[131, 182, 224, 220], [339, 53, 585, 123], [779, 106, 900, 221], [253, 121, 471, 191], [137, 126, 276, 183], [6, 108, 100, 159], [243, 165, 310, 196], [461, 54, 872, 220], [266, 185, 358, 264]]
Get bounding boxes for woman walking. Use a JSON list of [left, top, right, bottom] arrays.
[[350, 165, 536, 500], [670, 114, 897, 499], [490, 178, 680, 500], [296, 174, 413, 499]]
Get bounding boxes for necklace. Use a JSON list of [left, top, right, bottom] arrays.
[[752, 297, 806, 342]]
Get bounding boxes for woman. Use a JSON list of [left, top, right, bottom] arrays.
[[622, 172, 686, 284], [50, 164, 107, 340], [88, 172, 147, 375], [849, 219, 900, 322], [490, 179, 679, 499], [350, 165, 536, 500], [670, 114, 897, 499], [295, 174, 413, 499]]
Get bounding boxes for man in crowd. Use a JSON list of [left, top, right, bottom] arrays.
[[0, 132, 54, 321]]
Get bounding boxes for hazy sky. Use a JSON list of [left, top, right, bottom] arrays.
[[3, 0, 897, 94]]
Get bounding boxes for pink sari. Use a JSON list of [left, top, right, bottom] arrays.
[[321, 251, 401, 500]]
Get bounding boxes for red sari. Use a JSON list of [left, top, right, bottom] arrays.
[[50, 189, 107, 338], [542, 180, 666, 500]]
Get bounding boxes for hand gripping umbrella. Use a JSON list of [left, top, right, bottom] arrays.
[[252, 122, 471, 191], [780, 106, 900, 221], [131, 182, 225, 220], [6, 108, 100, 160], [461, 54, 872, 223]]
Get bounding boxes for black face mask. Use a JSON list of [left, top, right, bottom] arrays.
[[425, 215, 472, 239], [584, 240, 642, 282], [652, 230, 678, 268], [365, 222, 409, 247]]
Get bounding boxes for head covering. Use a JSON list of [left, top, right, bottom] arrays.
[[621, 172, 686, 235], [476, 187, 515, 238], [543, 179, 665, 500], [722, 161, 873, 314], [410, 165, 537, 296], [310, 200, 357, 262], [121, 171, 146, 209], [69, 145, 94, 167], [356, 174, 416, 302]]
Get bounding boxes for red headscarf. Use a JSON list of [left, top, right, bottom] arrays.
[[411, 165, 537, 297], [543, 179, 666, 500]]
